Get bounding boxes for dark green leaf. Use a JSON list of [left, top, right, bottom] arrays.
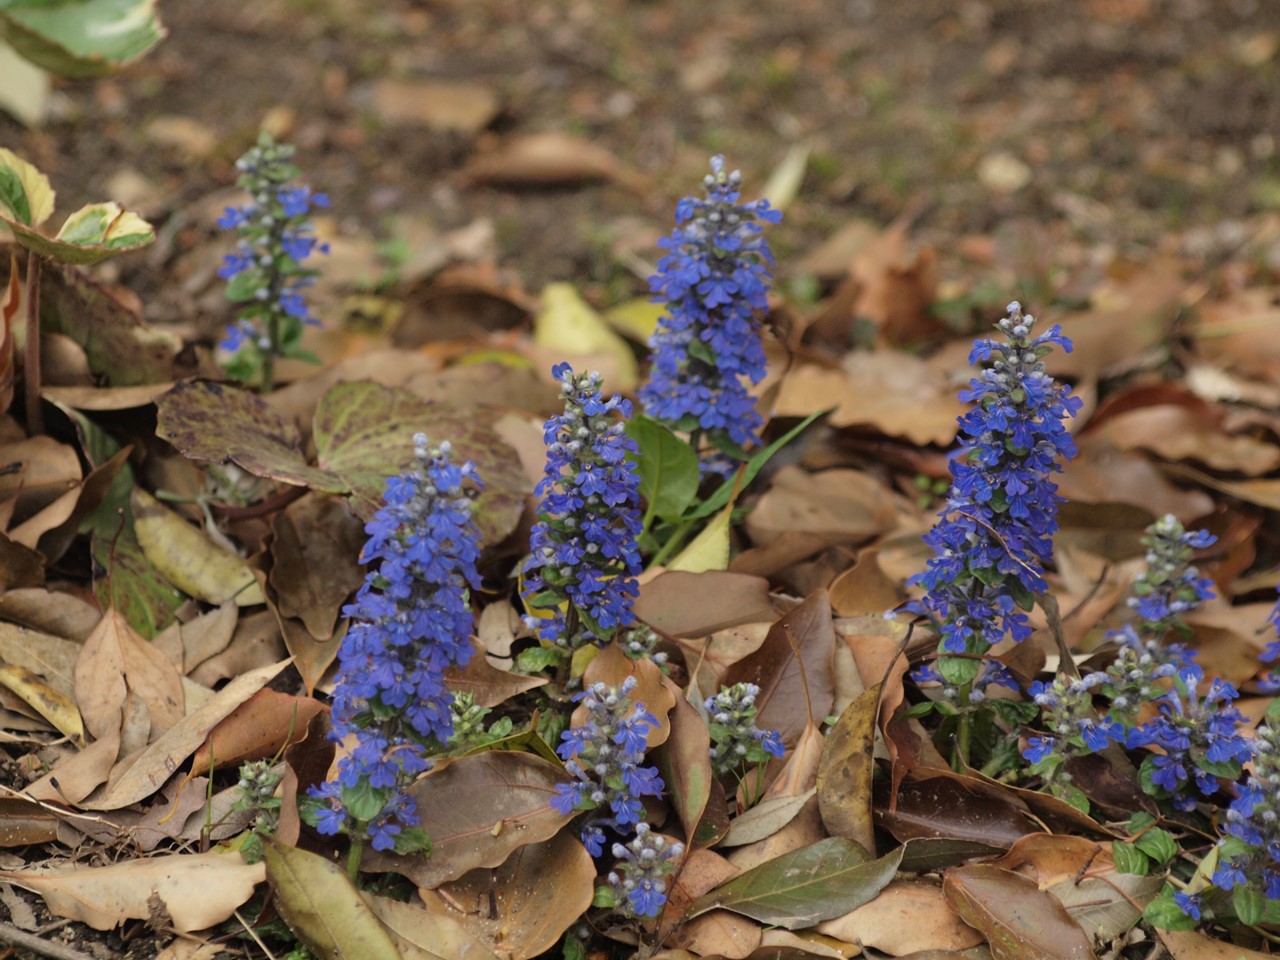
[[1111, 841, 1150, 876], [687, 837, 902, 930], [1143, 887, 1196, 931], [1234, 885, 1264, 926], [1133, 828, 1178, 867]]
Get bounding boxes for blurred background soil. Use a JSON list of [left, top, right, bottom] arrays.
[[2, 0, 1279, 334]]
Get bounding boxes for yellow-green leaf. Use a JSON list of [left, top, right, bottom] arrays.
[[667, 502, 732, 573], [534, 283, 637, 390], [131, 488, 263, 606], [0, 147, 55, 227], [604, 296, 664, 342], [263, 839, 403, 960]]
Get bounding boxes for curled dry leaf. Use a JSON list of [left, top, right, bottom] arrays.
[[364, 751, 575, 890], [420, 829, 596, 960], [816, 684, 880, 853], [0, 664, 83, 743], [0, 851, 264, 932], [264, 839, 401, 960], [188, 687, 324, 775], [1092, 400, 1280, 476], [268, 495, 365, 641], [0, 587, 100, 641], [720, 787, 817, 848], [0, 436, 82, 520]]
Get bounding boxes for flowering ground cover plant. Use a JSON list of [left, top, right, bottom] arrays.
[[6, 132, 1280, 960]]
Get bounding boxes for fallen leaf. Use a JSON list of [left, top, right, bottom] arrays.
[[0, 797, 58, 846], [0, 587, 99, 641], [369, 78, 498, 134], [444, 645, 548, 707], [661, 848, 760, 959], [0, 251, 17, 414], [943, 863, 1098, 960], [267, 495, 365, 640], [533, 283, 637, 390], [745, 466, 897, 548], [1093, 401, 1280, 476], [722, 590, 836, 748], [132, 489, 263, 607], [462, 132, 647, 191], [364, 751, 575, 890], [669, 499, 733, 573], [189, 688, 324, 775], [635, 571, 774, 637], [0, 436, 81, 520], [829, 549, 900, 617], [0, 664, 83, 742], [818, 879, 984, 954], [1158, 929, 1276, 960], [421, 829, 595, 960], [1, 851, 264, 932], [363, 893, 500, 960], [816, 684, 880, 853], [653, 677, 713, 844], [691, 837, 903, 930], [721, 787, 817, 848], [264, 839, 401, 960]]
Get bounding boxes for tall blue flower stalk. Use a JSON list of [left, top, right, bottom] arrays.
[[640, 156, 781, 457], [1212, 721, 1278, 912], [217, 132, 328, 389], [913, 302, 1081, 698], [523, 363, 643, 650], [308, 435, 482, 868]]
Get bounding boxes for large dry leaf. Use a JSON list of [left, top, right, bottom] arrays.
[[745, 467, 897, 548], [189, 688, 325, 775], [1, 851, 264, 932], [653, 676, 713, 845], [77, 608, 183, 743], [264, 839, 401, 960], [268, 495, 365, 640], [817, 684, 880, 853], [421, 829, 595, 960], [675, 622, 772, 696], [365, 751, 575, 889], [0, 587, 99, 640], [0, 620, 81, 700], [0, 664, 82, 742], [444, 645, 548, 707], [363, 893, 500, 960], [461, 132, 647, 190], [723, 590, 836, 748], [1058, 435, 1214, 521], [774, 354, 964, 445], [1093, 401, 1280, 476], [943, 863, 1098, 960], [78, 659, 292, 810], [818, 879, 984, 954], [721, 787, 817, 848], [659, 848, 759, 960], [0, 436, 81, 520], [635, 571, 774, 637], [876, 775, 1037, 849]]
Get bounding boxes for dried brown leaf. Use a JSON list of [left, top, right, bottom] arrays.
[[635, 571, 774, 638], [745, 467, 897, 549], [818, 879, 983, 954]]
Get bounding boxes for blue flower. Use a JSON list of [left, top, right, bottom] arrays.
[[1023, 737, 1056, 764], [608, 823, 683, 919], [523, 364, 643, 649], [911, 303, 1081, 671], [1020, 671, 1120, 792], [704, 682, 787, 776], [1211, 723, 1275, 906], [553, 677, 665, 852], [1173, 891, 1202, 922], [640, 156, 781, 453], [307, 435, 482, 850], [217, 133, 328, 385]]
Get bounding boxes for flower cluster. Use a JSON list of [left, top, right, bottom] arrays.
[[912, 302, 1081, 685], [1128, 515, 1216, 641], [1260, 597, 1280, 692], [640, 155, 781, 453], [1213, 721, 1278, 904], [704, 683, 786, 776], [1023, 672, 1124, 795], [231, 759, 284, 863], [309, 435, 482, 851], [217, 132, 329, 386], [608, 823, 684, 918], [523, 364, 643, 649], [551, 677, 665, 857], [619, 623, 667, 666], [1125, 663, 1252, 812], [911, 658, 1020, 707]]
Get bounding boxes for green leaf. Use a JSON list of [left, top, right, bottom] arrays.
[[687, 837, 903, 930], [1143, 887, 1197, 931], [936, 656, 980, 687], [262, 839, 403, 960], [624, 415, 700, 522], [0, 0, 165, 79], [515, 646, 566, 674], [1111, 842, 1150, 876], [8, 201, 154, 264], [1234, 885, 1264, 926], [686, 411, 824, 521], [90, 521, 183, 639], [1133, 828, 1178, 867]]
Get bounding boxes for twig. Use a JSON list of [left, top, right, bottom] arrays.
[[0, 918, 98, 960], [23, 252, 42, 436]]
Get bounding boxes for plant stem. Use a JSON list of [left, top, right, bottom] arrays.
[[262, 309, 280, 392], [346, 836, 364, 884], [23, 252, 42, 436], [650, 520, 693, 568], [954, 686, 973, 770]]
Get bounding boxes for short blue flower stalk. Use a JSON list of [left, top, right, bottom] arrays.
[[1125, 663, 1252, 812], [912, 302, 1081, 760], [1213, 721, 1278, 906], [309, 435, 482, 870], [640, 156, 781, 460], [551, 677, 665, 858], [608, 823, 684, 919], [523, 364, 643, 651], [217, 132, 329, 390], [1022, 672, 1124, 804], [704, 683, 785, 777], [1101, 517, 1212, 723]]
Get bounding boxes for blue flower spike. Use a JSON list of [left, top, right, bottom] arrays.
[[641, 156, 781, 457], [309, 434, 482, 853]]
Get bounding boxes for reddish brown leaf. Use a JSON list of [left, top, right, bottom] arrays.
[[943, 863, 1098, 960]]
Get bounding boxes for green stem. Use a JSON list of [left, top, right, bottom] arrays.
[[345, 835, 364, 884], [262, 309, 281, 392], [954, 687, 973, 770], [650, 520, 694, 568]]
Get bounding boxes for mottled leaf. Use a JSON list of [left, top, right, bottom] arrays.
[[0, 0, 166, 79], [8, 202, 154, 265], [0, 148, 54, 227], [689, 836, 903, 930]]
